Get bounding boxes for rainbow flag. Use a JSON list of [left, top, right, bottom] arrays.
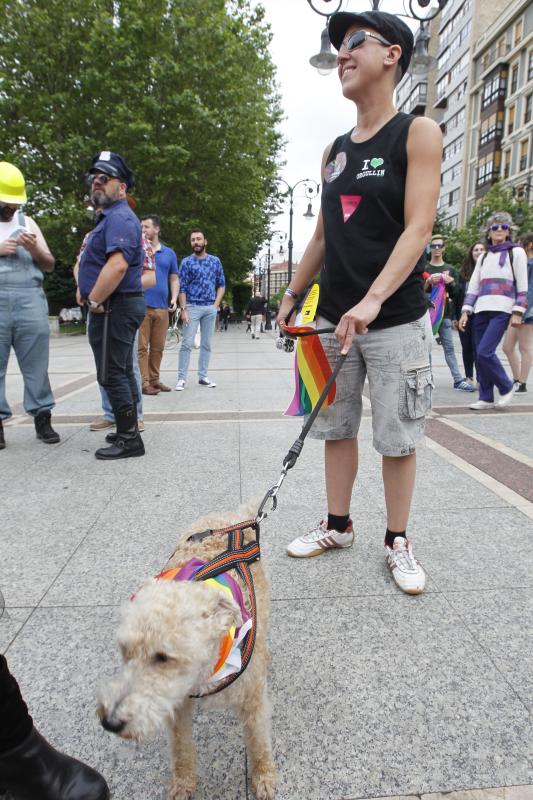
[[284, 326, 336, 416], [429, 281, 446, 335]]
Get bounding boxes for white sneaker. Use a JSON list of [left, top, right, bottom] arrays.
[[385, 537, 426, 595], [287, 519, 354, 558], [175, 379, 186, 391], [469, 400, 494, 410], [198, 378, 216, 387], [497, 386, 516, 407]]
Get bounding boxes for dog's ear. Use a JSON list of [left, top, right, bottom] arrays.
[[203, 590, 243, 631]]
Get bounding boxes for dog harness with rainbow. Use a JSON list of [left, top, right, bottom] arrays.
[[155, 558, 253, 690]]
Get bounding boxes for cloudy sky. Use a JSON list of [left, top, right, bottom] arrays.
[[255, 0, 425, 261]]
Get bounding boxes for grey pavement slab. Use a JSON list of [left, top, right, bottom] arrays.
[[0, 607, 33, 651], [268, 594, 532, 800]]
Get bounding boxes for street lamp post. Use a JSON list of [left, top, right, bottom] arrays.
[[277, 178, 320, 284], [264, 230, 287, 329], [306, 0, 450, 76]]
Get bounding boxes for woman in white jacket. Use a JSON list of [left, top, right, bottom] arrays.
[[459, 212, 528, 410]]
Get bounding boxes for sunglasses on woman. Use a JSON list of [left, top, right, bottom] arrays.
[[339, 30, 392, 52], [490, 223, 509, 231]]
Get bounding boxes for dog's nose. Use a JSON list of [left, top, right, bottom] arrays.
[[101, 715, 126, 734]]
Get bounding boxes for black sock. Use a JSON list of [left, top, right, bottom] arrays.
[[327, 513, 350, 532], [385, 528, 406, 548]]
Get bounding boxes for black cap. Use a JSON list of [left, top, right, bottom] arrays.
[[328, 11, 414, 78], [89, 151, 135, 190]]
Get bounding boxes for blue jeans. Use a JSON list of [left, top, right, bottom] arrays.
[[473, 311, 513, 402], [100, 329, 143, 421], [0, 288, 55, 420], [177, 305, 217, 381], [439, 318, 463, 384]]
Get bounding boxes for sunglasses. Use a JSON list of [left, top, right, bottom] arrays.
[[430, 243, 444, 249], [87, 172, 119, 186], [490, 223, 509, 231], [339, 30, 392, 53]]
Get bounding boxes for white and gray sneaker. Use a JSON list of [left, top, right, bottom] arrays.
[[385, 537, 426, 595], [175, 379, 186, 391], [287, 519, 354, 558], [199, 377, 216, 388]]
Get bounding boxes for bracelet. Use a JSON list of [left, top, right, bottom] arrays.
[[285, 288, 299, 299]]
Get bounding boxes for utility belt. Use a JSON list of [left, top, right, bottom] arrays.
[[109, 290, 143, 299]]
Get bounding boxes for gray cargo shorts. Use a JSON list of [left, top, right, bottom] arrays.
[[308, 313, 433, 457]]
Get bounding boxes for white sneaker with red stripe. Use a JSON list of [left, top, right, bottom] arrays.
[[385, 537, 426, 595], [287, 519, 354, 558]]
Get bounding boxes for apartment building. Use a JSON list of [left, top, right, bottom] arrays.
[[397, 0, 516, 227], [463, 0, 533, 219]]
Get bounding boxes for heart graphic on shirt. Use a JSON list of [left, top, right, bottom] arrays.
[[370, 157, 384, 168], [340, 195, 362, 223]]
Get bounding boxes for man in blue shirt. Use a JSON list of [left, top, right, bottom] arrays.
[[78, 151, 146, 459], [175, 229, 225, 390], [139, 215, 179, 394]]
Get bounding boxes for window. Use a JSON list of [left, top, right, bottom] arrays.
[[513, 18, 523, 47], [507, 105, 515, 135], [529, 51, 533, 82], [449, 188, 460, 206], [448, 107, 466, 132], [525, 94, 533, 125], [443, 135, 464, 161], [510, 63, 518, 95], [503, 149, 511, 179], [520, 140, 529, 172], [477, 151, 500, 188], [481, 69, 507, 110], [438, 47, 451, 71], [479, 111, 504, 147]]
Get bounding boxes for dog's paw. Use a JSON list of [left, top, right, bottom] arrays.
[[167, 774, 197, 800], [252, 770, 278, 800]]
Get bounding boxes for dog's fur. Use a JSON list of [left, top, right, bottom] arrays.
[[97, 503, 277, 800]]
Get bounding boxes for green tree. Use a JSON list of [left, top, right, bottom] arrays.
[[0, 0, 283, 306], [436, 183, 533, 269]]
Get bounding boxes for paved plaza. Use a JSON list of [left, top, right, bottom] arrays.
[[1, 323, 532, 800]]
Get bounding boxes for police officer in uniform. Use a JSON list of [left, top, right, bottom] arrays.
[[78, 151, 145, 459]]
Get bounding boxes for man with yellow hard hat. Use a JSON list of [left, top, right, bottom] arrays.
[[0, 161, 59, 449]]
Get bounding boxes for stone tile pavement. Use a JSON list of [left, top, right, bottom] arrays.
[[1, 323, 532, 800]]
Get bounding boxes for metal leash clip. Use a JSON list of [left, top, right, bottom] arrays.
[[255, 464, 290, 523]]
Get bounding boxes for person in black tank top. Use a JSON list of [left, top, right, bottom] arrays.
[[278, 11, 443, 595]]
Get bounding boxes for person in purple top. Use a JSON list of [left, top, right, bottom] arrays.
[[175, 228, 225, 390]]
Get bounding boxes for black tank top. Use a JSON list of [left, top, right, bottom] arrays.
[[318, 112, 427, 329]]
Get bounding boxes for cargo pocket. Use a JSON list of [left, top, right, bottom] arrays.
[[399, 364, 433, 419]]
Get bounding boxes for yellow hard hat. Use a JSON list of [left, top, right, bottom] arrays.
[[0, 162, 27, 204]]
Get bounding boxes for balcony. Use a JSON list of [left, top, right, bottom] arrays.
[[481, 40, 511, 73], [406, 82, 428, 115]]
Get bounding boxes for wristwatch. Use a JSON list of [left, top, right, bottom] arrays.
[[87, 298, 103, 310]]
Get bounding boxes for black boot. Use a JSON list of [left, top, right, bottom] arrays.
[[0, 726, 109, 800], [0, 420, 4, 450], [34, 412, 60, 444], [95, 406, 144, 460]]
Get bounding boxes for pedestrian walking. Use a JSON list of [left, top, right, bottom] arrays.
[[246, 291, 267, 339], [0, 654, 109, 800], [220, 302, 231, 331], [502, 231, 533, 393], [459, 212, 528, 410], [78, 151, 146, 459], [455, 241, 486, 386], [278, 10, 442, 594], [138, 215, 179, 394], [0, 161, 60, 450], [424, 234, 474, 392], [174, 229, 225, 391]]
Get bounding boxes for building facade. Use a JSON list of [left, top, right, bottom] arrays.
[[397, 0, 531, 227], [464, 0, 533, 218]]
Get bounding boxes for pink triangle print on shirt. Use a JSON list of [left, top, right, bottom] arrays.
[[340, 194, 362, 223]]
